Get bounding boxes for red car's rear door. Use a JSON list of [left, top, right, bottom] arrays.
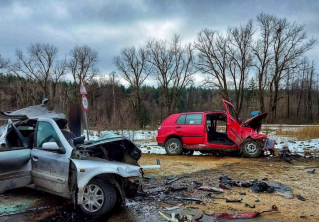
[[222, 99, 242, 146]]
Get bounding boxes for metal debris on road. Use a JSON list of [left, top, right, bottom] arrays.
[[174, 196, 202, 202], [297, 194, 306, 201], [251, 182, 275, 193], [165, 176, 184, 185], [225, 198, 243, 203], [198, 186, 224, 193], [245, 203, 256, 208], [144, 186, 167, 193], [307, 169, 315, 174]]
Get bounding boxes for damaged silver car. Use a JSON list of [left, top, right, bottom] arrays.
[[0, 99, 160, 216]]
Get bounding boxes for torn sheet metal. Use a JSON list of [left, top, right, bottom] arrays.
[[0, 99, 65, 120]]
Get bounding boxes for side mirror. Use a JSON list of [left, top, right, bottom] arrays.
[[42, 142, 60, 151]]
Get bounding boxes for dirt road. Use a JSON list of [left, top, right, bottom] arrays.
[[1, 154, 318, 222]]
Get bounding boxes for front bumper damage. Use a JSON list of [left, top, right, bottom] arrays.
[[72, 159, 161, 205]]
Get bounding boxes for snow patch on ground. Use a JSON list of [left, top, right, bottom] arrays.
[[266, 131, 319, 157]]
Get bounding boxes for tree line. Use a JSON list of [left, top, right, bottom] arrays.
[[0, 13, 318, 129]]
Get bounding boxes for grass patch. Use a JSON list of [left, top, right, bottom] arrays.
[[276, 126, 319, 140]]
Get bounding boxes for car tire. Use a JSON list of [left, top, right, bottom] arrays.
[[183, 150, 194, 155], [165, 138, 183, 155], [79, 179, 117, 216], [242, 139, 262, 158]]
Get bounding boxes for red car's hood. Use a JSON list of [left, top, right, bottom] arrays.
[[242, 113, 268, 133]]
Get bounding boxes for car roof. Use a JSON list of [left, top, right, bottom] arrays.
[[174, 111, 225, 115]]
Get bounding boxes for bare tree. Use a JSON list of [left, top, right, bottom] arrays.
[[195, 29, 230, 100], [227, 20, 254, 116], [114, 46, 149, 126], [68, 45, 99, 101], [0, 54, 10, 72], [147, 35, 195, 116], [253, 13, 277, 113], [14, 43, 66, 100], [269, 16, 316, 120]]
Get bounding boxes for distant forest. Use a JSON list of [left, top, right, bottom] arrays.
[[0, 13, 318, 128]]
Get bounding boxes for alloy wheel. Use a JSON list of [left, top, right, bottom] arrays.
[[82, 184, 105, 212]]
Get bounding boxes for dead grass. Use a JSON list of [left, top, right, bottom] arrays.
[[276, 125, 319, 140]]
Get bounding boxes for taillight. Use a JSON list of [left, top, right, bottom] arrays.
[[158, 126, 161, 130]]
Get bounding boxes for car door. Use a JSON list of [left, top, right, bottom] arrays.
[[222, 100, 242, 146], [31, 119, 71, 196], [0, 121, 32, 193], [176, 113, 204, 145]]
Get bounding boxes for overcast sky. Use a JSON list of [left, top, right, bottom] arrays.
[[1, 0, 319, 85]]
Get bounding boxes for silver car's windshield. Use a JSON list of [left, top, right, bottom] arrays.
[[0, 124, 6, 136]]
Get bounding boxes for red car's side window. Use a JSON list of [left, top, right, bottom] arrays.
[[176, 114, 203, 125], [176, 114, 186, 124]]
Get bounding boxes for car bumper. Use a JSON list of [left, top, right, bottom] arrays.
[[156, 136, 165, 147]]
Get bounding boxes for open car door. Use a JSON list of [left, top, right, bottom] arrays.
[[222, 99, 242, 146], [0, 120, 32, 193]]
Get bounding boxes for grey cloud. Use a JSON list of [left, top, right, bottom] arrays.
[[1, 0, 319, 75]]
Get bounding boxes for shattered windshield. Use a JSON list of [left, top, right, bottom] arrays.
[[0, 125, 6, 136], [91, 131, 123, 144]]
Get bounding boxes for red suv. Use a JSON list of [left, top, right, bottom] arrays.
[[156, 99, 275, 158]]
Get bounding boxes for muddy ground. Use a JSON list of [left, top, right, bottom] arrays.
[[1, 154, 319, 222]]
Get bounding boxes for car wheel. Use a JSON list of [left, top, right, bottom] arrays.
[[165, 138, 183, 155], [79, 179, 117, 216], [242, 139, 262, 158], [183, 150, 194, 155]]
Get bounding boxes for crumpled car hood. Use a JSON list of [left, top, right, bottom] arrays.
[[0, 103, 65, 120], [242, 113, 268, 133]]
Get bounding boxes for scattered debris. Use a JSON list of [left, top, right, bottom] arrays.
[[165, 176, 184, 185], [300, 215, 307, 219], [170, 185, 188, 191], [226, 198, 242, 203], [280, 147, 293, 164], [251, 182, 274, 193], [219, 176, 232, 183], [239, 192, 246, 195], [175, 196, 202, 202], [232, 181, 254, 187], [144, 187, 167, 193], [307, 169, 315, 174], [198, 186, 224, 193], [219, 184, 232, 189], [245, 203, 256, 208], [297, 194, 306, 201]]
